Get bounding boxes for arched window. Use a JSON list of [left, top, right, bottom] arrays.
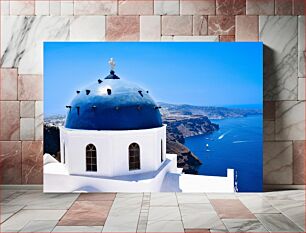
[[129, 143, 140, 170], [86, 144, 97, 172], [161, 139, 163, 162]]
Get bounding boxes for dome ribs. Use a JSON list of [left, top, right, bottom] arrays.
[[64, 71, 163, 130], [76, 106, 80, 115]]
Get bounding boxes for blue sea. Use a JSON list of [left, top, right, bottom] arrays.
[[184, 115, 263, 192]]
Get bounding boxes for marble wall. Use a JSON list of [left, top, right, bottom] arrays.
[[0, 0, 305, 187]]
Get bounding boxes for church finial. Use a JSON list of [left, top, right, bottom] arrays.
[[108, 58, 116, 71], [105, 58, 120, 79]]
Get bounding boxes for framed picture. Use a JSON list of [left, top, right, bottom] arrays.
[[44, 42, 263, 193]]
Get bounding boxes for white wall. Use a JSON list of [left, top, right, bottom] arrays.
[[59, 125, 166, 177], [44, 154, 178, 193]]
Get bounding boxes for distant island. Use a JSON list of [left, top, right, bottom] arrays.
[[44, 103, 262, 174]]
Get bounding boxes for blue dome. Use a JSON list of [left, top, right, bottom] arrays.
[[65, 71, 162, 130]]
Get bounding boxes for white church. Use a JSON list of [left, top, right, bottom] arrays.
[[44, 59, 235, 193]]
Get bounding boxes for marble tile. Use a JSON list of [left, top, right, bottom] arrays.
[[146, 221, 184, 232], [161, 35, 174, 41], [193, 16, 208, 36], [235, 16, 258, 41], [298, 16, 305, 78], [208, 16, 235, 35], [10, 0, 35, 15], [1, 190, 26, 203], [20, 220, 58, 232], [180, 0, 215, 15], [119, 0, 153, 15], [0, 101, 20, 140], [298, 78, 305, 100], [180, 203, 215, 214], [173, 36, 218, 41], [6, 191, 78, 209], [35, 1, 50, 15], [70, 16, 105, 41], [150, 193, 177, 206], [246, 0, 274, 15], [206, 193, 237, 199], [112, 195, 143, 207], [293, 0, 305, 15], [106, 16, 139, 41], [223, 219, 268, 232], [18, 75, 43, 100], [1, 0, 10, 15], [154, 0, 179, 15], [0, 209, 66, 232], [176, 193, 209, 204], [184, 229, 210, 233], [263, 120, 275, 141], [0, 204, 25, 223], [148, 206, 181, 221], [268, 200, 305, 230], [140, 16, 161, 41], [20, 118, 35, 140], [0, 141, 22, 184], [58, 201, 112, 226], [260, 16, 298, 100], [61, 1, 74, 16], [262, 190, 305, 201], [181, 211, 224, 230], [216, 0, 246, 15], [263, 101, 275, 120], [0, 190, 19, 201], [238, 196, 279, 214], [22, 141, 43, 184], [210, 199, 256, 219], [162, 16, 192, 36], [219, 35, 235, 42], [116, 192, 143, 198], [256, 213, 303, 232], [293, 140, 305, 184], [20, 101, 35, 118], [74, 1, 117, 15], [52, 226, 103, 232], [263, 141, 293, 184], [0, 68, 18, 100], [275, 0, 293, 15], [103, 205, 140, 232], [275, 101, 305, 140], [1, 16, 70, 74], [50, 1, 61, 16], [35, 101, 43, 140], [77, 193, 116, 201]]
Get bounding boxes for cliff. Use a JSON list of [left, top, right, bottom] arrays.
[[160, 102, 262, 119], [163, 115, 219, 174]]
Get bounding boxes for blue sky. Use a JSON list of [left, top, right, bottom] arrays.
[[44, 42, 263, 116]]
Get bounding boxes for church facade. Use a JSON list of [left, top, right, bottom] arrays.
[[44, 59, 235, 193]]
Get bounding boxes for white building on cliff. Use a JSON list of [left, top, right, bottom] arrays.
[[44, 59, 234, 193]]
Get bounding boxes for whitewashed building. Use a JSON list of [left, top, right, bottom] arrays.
[[44, 59, 235, 193]]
